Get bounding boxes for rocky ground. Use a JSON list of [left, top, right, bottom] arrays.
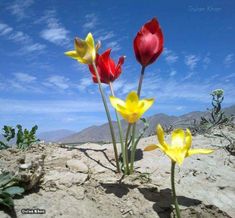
[[0, 126, 234, 218]]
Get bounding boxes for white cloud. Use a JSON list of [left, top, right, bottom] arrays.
[[78, 78, 93, 90], [9, 31, 31, 43], [112, 73, 235, 105], [45, 75, 70, 90], [7, 0, 34, 20], [41, 27, 69, 46], [203, 53, 211, 69], [169, 69, 177, 77], [166, 54, 178, 64], [185, 54, 200, 70], [14, 73, 36, 83], [40, 10, 70, 46], [182, 71, 195, 80], [224, 73, 235, 81], [22, 43, 46, 52], [0, 98, 104, 114], [0, 23, 13, 36], [0, 72, 41, 92], [163, 48, 178, 64], [119, 81, 137, 95], [72, 62, 88, 74], [96, 30, 115, 41], [82, 13, 98, 30], [112, 80, 125, 92], [0, 22, 46, 53], [224, 53, 234, 68], [106, 41, 121, 51]]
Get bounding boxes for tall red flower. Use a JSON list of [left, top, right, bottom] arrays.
[[134, 17, 164, 67], [89, 49, 125, 84]]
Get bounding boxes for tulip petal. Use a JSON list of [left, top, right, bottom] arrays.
[[126, 91, 139, 102], [110, 96, 126, 110], [139, 98, 154, 114], [74, 38, 87, 53], [95, 40, 101, 51], [133, 34, 142, 65], [85, 33, 96, 62], [126, 91, 139, 109], [171, 128, 185, 148], [170, 151, 185, 165], [101, 49, 112, 59], [185, 129, 192, 150], [156, 124, 168, 149], [86, 33, 95, 49], [144, 17, 161, 34], [121, 112, 139, 123], [164, 147, 186, 166], [114, 56, 125, 80], [187, 149, 214, 157], [65, 50, 78, 59], [144, 144, 158, 151], [117, 56, 125, 67]]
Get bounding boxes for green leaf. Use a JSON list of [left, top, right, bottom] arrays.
[[0, 141, 9, 150], [2, 126, 15, 142], [0, 192, 14, 208], [3, 186, 24, 196], [0, 172, 13, 187]]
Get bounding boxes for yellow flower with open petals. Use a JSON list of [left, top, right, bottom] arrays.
[[110, 91, 154, 123], [65, 33, 97, 64], [144, 124, 213, 165]]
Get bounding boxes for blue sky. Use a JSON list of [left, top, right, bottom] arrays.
[[0, 0, 234, 133]]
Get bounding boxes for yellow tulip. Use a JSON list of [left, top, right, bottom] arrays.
[[65, 33, 97, 64], [110, 91, 154, 123], [144, 124, 213, 165]]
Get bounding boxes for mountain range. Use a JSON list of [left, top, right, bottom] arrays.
[[1, 105, 234, 144], [37, 129, 76, 142], [59, 105, 235, 143]]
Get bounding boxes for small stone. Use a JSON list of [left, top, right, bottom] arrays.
[[66, 159, 89, 173], [19, 163, 32, 169]]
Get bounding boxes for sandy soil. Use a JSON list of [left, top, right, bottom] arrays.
[[0, 127, 234, 218]]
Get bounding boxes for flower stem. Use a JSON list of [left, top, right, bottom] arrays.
[[109, 82, 129, 174], [130, 124, 136, 173], [137, 66, 146, 96], [171, 161, 181, 218], [125, 124, 132, 170], [129, 65, 146, 174], [92, 62, 120, 173]]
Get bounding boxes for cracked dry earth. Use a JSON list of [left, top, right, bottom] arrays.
[[0, 129, 235, 218]]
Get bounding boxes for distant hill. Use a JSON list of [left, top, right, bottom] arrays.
[[38, 129, 76, 142], [60, 105, 235, 143]]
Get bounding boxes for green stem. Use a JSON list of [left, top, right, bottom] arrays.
[[109, 82, 129, 174], [129, 65, 146, 174], [125, 123, 132, 170], [171, 161, 181, 218], [92, 62, 120, 173], [137, 66, 146, 97], [129, 124, 136, 174]]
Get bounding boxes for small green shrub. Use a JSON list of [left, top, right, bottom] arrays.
[[0, 126, 15, 149], [0, 125, 39, 150], [200, 89, 233, 130], [15, 125, 39, 150]]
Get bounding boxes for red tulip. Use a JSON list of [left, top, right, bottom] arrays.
[[89, 49, 125, 84], [134, 17, 164, 67]]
